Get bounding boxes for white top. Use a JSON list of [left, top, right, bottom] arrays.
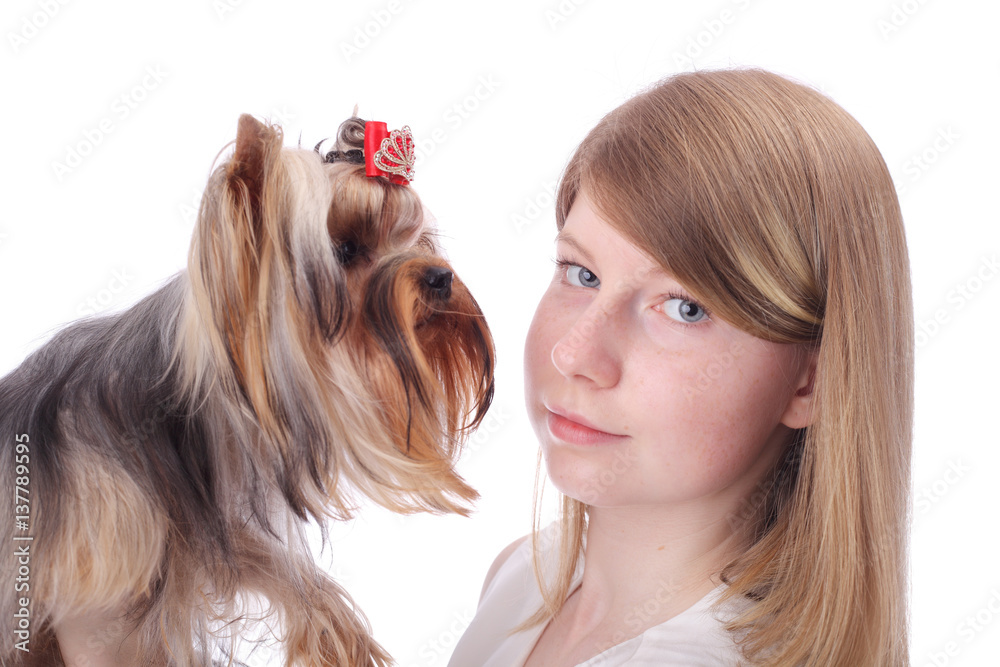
[[448, 522, 749, 666]]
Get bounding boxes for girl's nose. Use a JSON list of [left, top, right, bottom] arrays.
[[550, 303, 621, 388]]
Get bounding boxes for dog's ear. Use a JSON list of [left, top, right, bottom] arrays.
[[189, 115, 287, 414], [227, 114, 280, 213]]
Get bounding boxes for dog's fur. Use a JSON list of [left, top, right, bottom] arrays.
[[0, 115, 494, 666]]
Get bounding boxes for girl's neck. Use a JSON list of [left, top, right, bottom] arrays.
[[559, 503, 744, 647]]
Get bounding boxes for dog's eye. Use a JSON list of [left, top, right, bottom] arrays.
[[335, 239, 364, 265]]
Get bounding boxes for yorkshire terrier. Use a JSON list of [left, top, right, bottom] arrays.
[[0, 114, 494, 666]]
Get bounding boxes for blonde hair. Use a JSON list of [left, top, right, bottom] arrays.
[[524, 69, 913, 666]]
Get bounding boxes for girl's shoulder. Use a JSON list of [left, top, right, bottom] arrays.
[[478, 533, 531, 603], [449, 527, 560, 667], [480, 520, 565, 600]]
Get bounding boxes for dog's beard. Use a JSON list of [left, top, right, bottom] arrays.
[[357, 252, 494, 507]]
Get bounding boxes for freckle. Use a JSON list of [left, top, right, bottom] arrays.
[[657, 545, 665, 551]]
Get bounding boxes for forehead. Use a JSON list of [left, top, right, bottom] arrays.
[[557, 194, 671, 280]]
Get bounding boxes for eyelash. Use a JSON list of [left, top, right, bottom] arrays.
[[552, 258, 713, 326]]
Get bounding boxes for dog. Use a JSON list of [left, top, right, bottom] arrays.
[[0, 114, 495, 666]]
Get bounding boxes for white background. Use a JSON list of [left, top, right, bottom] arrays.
[[1, 1, 997, 665]]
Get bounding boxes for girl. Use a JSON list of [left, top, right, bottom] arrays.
[[449, 68, 912, 666]]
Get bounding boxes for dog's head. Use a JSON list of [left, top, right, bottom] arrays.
[[183, 114, 494, 519]]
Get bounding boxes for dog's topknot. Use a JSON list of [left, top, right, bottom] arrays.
[[315, 117, 366, 164]]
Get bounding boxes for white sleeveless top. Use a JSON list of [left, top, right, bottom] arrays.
[[448, 522, 749, 666]]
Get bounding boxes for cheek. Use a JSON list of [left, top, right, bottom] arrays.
[[523, 291, 564, 393], [524, 308, 547, 369], [523, 308, 547, 396], [523, 296, 554, 437], [628, 341, 796, 494]]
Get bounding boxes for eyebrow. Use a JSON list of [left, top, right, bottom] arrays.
[[555, 231, 596, 265], [556, 230, 674, 279]]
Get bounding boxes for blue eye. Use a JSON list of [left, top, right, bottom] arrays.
[[662, 296, 710, 324], [556, 260, 601, 288]]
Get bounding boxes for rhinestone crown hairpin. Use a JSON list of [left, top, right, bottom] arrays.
[[364, 122, 415, 185]]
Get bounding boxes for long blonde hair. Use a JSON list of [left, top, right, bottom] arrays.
[[524, 68, 913, 666]]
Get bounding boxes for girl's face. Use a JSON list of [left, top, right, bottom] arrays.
[[524, 191, 815, 511]]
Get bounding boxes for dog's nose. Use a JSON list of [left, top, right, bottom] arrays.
[[424, 266, 453, 299]]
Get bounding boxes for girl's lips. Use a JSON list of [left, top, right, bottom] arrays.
[[545, 407, 628, 446]]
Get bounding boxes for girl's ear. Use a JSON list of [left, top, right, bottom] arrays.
[[780, 349, 818, 430]]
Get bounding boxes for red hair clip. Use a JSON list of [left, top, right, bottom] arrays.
[[364, 121, 415, 185]]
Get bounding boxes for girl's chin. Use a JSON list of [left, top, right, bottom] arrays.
[[542, 455, 632, 506]]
